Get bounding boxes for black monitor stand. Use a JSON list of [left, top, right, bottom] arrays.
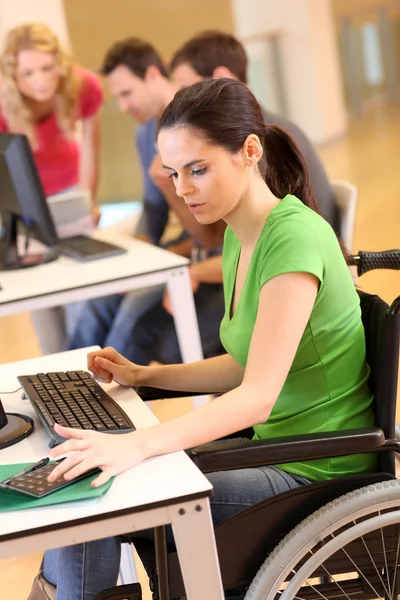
[[0, 212, 59, 271], [0, 399, 34, 450]]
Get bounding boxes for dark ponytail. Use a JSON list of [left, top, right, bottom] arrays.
[[159, 78, 350, 262], [260, 125, 351, 263], [262, 124, 319, 214]]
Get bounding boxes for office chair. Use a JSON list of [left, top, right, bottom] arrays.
[[94, 249, 400, 600], [331, 179, 358, 252]]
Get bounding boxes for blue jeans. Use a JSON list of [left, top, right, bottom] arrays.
[[68, 283, 224, 364], [68, 285, 164, 360], [43, 465, 310, 599]]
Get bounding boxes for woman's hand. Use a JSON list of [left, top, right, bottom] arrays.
[[87, 346, 141, 386], [48, 424, 149, 487], [148, 153, 175, 194]]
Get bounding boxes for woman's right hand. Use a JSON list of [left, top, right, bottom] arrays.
[[87, 347, 141, 387]]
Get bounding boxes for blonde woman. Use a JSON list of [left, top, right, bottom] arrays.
[[0, 22, 103, 224]]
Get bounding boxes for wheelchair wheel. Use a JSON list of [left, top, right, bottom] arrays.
[[245, 480, 400, 600]]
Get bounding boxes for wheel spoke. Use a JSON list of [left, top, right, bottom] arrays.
[[390, 526, 400, 598], [354, 526, 391, 597], [379, 512, 393, 598], [315, 559, 355, 600], [330, 533, 384, 599], [291, 569, 331, 600]]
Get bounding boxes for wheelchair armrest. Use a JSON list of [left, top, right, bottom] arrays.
[[135, 386, 212, 401], [92, 583, 142, 600], [189, 427, 386, 473]]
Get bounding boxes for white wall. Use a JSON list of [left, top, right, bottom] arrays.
[[231, 0, 347, 144], [0, 0, 70, 49]]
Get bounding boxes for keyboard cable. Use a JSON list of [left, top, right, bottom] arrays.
[[0, 387, 23, 394]]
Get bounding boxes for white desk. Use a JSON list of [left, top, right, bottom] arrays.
[[0, 228, 203, 364], [0, 348, 224, 599]]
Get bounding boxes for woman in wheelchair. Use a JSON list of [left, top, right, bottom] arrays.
[[40, 78, 376, 599]]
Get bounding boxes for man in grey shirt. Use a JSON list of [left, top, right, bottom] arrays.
[[170, 30, 336, 228]]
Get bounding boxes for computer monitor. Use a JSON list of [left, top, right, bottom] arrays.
[[0, 398, 33, 450], [0, 133, 59, 270]]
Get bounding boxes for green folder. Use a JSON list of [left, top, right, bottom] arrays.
[[0, 462, 114, 512]]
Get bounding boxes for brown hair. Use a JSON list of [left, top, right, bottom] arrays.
[[100, 38, 167, 79], [159, 78, 352, 262], [159, 78, 317, 210], [170, 31, 248, 84]]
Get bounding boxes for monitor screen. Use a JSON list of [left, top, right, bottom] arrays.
[[0, 133, 58, 269], [0, 133, 58, 247]]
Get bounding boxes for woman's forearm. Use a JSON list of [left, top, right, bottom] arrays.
[[137, 353, 244, 394], [142, 381, 271, 459]]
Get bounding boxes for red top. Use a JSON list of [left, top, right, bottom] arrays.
[[0, 65, 103, 195]]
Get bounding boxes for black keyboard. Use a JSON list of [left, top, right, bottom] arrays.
[[58, 235, 127, 261], [18, 371, 135, 448]]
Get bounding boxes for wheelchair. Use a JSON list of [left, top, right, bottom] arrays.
[[94, 249, 400, 600]]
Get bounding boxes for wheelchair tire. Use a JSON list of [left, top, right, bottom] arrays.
[[245, 479, 400, 600]]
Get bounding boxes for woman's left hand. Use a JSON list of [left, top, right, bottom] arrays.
[[47, 423, 148, 487]]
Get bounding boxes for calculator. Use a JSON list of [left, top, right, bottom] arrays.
[[0, 458, 100, 498]]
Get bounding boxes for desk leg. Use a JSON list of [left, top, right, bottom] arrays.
[[171, 498, 224, 600], [167, 267, 207, 408], [167, 267, 203, 364]]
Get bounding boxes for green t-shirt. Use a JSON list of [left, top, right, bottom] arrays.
[[220, 194, 376, 481]]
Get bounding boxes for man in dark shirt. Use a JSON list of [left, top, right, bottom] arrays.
[[170, 31, 336, 227], [68, 38, 225, 361]]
